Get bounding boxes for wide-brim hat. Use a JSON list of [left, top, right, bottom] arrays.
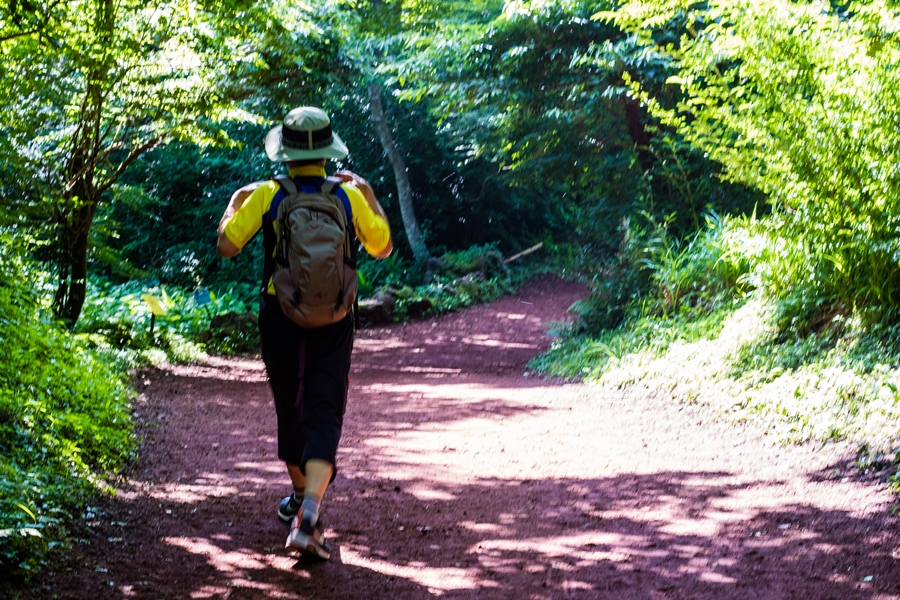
[[265, 106, 349, 162]]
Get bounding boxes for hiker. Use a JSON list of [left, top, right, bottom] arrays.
[[216, 106, 393, 559]]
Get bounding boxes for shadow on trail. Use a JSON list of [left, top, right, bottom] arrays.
[[29, 363, 898, 600], [13, 278, 900, 599], [48, 466, 900, 599], [325, 473, 900, 600]]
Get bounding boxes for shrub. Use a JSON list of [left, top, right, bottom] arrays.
[[568, 219, 649, 334], [376, 245, 515, 321], [614, 0, 900, 329], [643, 212, 753, 315], [358, 253, 411, 297], [0, 249, 134, 575], [76, 278, 259, 363], [439, 244, 506, 279], [570, 212, 752, 336]]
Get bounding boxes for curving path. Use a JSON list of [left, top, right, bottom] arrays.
[[8, 275, 900, 599]]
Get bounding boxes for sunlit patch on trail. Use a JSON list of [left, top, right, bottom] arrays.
[[475, 531, 637, 563], [163, 356, 269, 382], [119, 482, 241, 504], [187, 578, 306, 598], [354, 338, 413, 352], [340, 546, 478, 595], [343, 382, 585, 482], [397, 366, 463, 374], [164, 536, 309, 596], [461, 335, 539, 349], [698, 571, 738, 584], [164, 536, 268, 571], [405, 484, 457, 501], [658, 516, 730, 537], [188, 583, 304, 599], [495, 312, 528, 320], [358, 382, 574, 403], [233, 460, 286, 474], [560, 580, 596, 591], [188, 584, 231, 599], [458, 521, 513, 535]]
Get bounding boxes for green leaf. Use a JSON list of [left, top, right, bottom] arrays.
[[591, 10, 618, 22], [16, 503, 37, 523]]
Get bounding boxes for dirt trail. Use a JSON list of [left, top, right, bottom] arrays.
[[10, 275, 900, 599]]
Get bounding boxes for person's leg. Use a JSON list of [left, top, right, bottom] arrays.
[[298, 315, 352, 503], [286, 464, 306, 490], [303, 459, 332, 500], [285, 316, 352, 558], [285, 459, 338, 559], [287, 464, 306, 499], [297, 458, 332, 529], [259, 297, 307, 520]]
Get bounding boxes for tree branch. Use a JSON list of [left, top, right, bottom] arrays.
[[97, 135, 163, 195], [3, 0, 70, 46], [0, 28, 39, 43]]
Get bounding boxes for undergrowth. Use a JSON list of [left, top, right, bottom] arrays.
[[532, 302, 737, 379], [0, 253, 135, 577], [724, 313, 900, 454], [76, 244, 530, 365], [76, 278, 260, 365], [533, 213, 900, 490], [534, 212, 748, 377], [362, 244, 519, 320]]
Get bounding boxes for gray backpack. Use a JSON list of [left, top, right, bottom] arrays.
[[268, 176, 358, 328]]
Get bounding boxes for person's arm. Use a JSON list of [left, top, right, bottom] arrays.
[[217, 182, 265, 258], [334, 170, 393, 259]]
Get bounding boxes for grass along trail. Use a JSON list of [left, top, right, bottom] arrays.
[[10, 275, 900, 599]]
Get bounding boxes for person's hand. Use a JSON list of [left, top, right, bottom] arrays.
[[334, 170, 392, 258], [333, 170, 370, 191], [334, 170, 381, 212]]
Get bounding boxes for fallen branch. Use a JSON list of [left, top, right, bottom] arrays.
[[503, 242, 544, 265]]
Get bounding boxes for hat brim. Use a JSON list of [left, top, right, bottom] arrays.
[[265, 125, 349, 162]]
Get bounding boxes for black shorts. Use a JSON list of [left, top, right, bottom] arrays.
[[258, 295, 353, 477]]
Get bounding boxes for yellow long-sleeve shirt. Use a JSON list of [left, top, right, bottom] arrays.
[[222, 164, 391, 295]]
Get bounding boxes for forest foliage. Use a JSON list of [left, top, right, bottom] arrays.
[[536, 0, 900, 492], [3, 0, 900, 575], [0, 238, 134, 572]]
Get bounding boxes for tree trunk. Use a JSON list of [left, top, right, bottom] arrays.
[[624, 97, 653, 172], [367, 82, 431, 266], [51, 0, 114, 327], [53, 182, 99, 327], [53, 85, 102, 327]]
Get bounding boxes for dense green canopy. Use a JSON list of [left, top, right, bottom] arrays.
[[2, 0, 897, 328]]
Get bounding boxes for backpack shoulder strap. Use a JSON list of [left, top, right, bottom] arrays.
[[322, 177, 361, 330], [274, 176, 297, 196], [320, 176, 343, 195], [261, 176, 296, 295], [320, 177, 353, 226]]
